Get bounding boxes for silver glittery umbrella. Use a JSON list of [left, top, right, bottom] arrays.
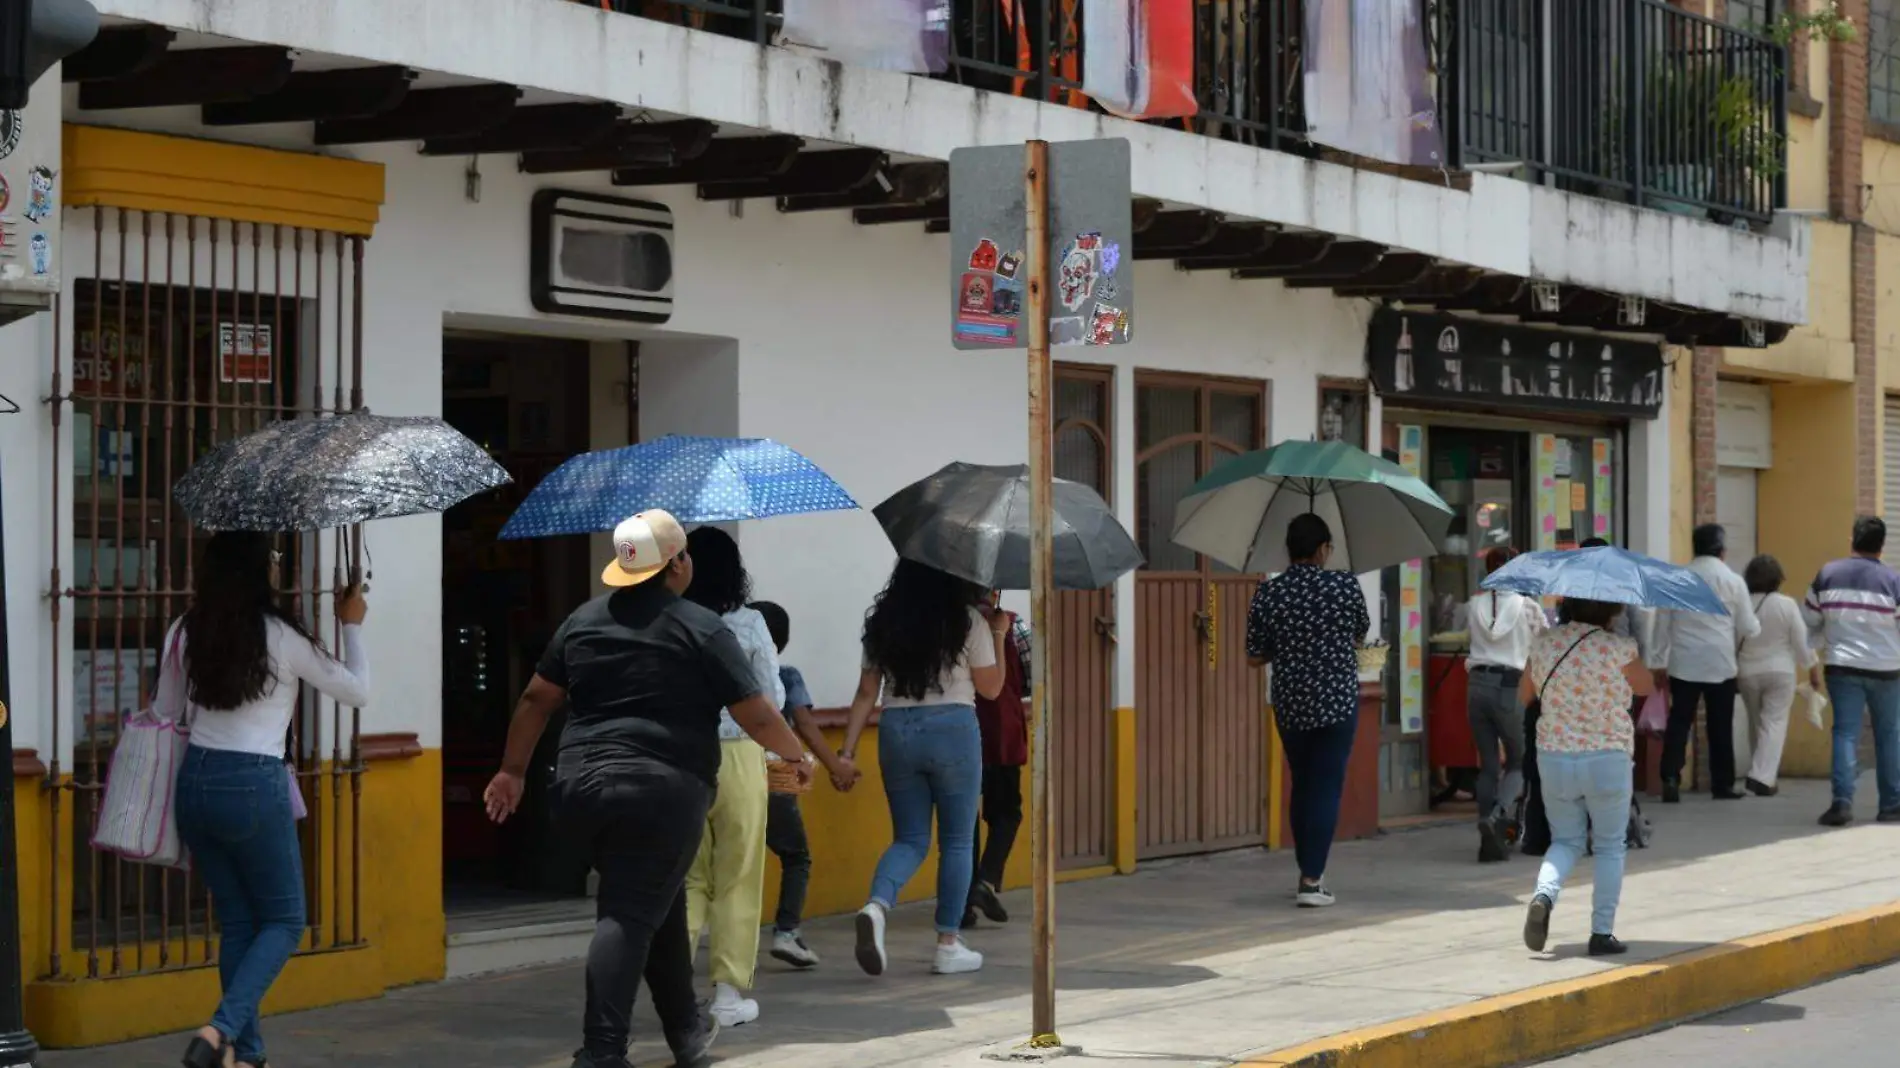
[[873, 462, 1143, 591], [173, 410, 511, 532]]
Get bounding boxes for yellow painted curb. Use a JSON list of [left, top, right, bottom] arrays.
[[1242, 901, 1900, 1068]]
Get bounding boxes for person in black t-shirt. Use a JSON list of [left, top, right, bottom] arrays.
[[484, 510, 810, 1068]]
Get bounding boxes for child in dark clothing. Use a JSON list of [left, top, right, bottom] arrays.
[[751, 601, 856, 969], [965, 590, 1031, 929]]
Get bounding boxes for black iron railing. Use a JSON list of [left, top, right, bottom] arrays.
[[584, 0, 1787, 222], [1439, 0, 1787, 222]]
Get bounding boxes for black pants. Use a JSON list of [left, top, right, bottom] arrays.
[[1663, 677, 1739, 795], [766, 792, 812, 933], [972, 764, 1024, 891], [562, 756, 713, 1060], [1281, 716, 1359, 881]]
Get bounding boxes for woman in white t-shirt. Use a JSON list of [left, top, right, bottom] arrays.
[[841, 560, 1007, 978]]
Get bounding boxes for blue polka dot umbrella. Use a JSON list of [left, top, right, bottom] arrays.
[[497, 435, 859, 539]]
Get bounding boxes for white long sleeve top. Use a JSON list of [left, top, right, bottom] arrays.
[[156, 617, 371, 758]]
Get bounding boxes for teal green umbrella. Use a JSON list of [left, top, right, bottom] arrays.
[[1169, 440, 1452, 574]]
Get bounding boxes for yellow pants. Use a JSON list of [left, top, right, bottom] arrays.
[[685, 737, 769, 990]]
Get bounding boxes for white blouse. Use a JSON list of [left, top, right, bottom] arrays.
[[1736, 591, 1816, 680], [716, 607, 786, 741], [157, 617, 371, 759]]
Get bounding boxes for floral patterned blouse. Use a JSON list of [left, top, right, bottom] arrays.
[[1526, 622, 1638, 755]]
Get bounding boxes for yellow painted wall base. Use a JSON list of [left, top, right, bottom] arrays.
[[26, 945, 385, 1049]]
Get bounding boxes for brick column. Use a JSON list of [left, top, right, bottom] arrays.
[[1830, 0, 1868, 222], [1855, 222, 1880, 517], [1691, 346, 1720, 525]]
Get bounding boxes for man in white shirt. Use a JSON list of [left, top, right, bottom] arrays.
[[1652, 524, 1761, 803]]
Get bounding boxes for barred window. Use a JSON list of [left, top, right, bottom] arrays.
[[1875, 0, 1900, 126], [1725, 0, 1773, 34]]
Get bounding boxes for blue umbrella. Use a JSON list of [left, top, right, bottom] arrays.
[[497, 435, 858, 539], [1480, 545, 1729, 615]]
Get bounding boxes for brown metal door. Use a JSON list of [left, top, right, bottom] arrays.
[[1134, 376, 1268, 858], [1051, 366, 1114, 869]]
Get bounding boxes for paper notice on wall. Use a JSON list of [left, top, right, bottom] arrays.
[[1553, 479, 1573, 530], [1397, 424, 1425, 734], [1082, 0, 1196, 119], [781, 0, 948, 73]]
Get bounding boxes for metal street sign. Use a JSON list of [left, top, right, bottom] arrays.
[[949, 138, 1133, 350]]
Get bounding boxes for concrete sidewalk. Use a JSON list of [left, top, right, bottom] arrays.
[[45, 779, 1900, 1068]]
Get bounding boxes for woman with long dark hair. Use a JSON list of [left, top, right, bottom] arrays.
[[841, 560, 1007, 977], [170, 532, 370, 1068], [680, 526, 784, 1027]]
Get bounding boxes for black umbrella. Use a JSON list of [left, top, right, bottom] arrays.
[[873, 462, 1143, 591], [173, 410, 511, 532]]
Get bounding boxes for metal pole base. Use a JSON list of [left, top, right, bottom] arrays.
[[981, 1037, 1079, 1062], [0, 1028, 39, 1067]]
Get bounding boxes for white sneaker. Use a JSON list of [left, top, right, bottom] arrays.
[[708, 982, 759, 1027], [771, 929, 821, 968], [932, 938, 984, 975], [855, 903, 888, 976], [1295, 883, 1336, 908]]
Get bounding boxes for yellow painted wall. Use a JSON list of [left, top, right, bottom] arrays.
[[1787, 112, 1828, 214], [19, 750, 444, 1048], [1723, 220, 1855, 384]]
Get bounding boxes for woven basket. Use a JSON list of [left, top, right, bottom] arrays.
[[766, 757, 811, 795], [1356, 644, 1390, 673]]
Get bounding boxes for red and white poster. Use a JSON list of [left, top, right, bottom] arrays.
[[218, 322, 274, 384], [1082, 0, 1195, 120]]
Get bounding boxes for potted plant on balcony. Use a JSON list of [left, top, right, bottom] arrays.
[[1598, 58, 1780, 220]]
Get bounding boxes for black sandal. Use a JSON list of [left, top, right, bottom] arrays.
[[181, 1033, 230, 1068]]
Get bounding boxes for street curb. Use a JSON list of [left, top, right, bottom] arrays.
[[1240, 901, 1900, 1068]]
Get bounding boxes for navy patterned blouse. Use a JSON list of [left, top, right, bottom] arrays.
[[1245, 564, 1370, 733]]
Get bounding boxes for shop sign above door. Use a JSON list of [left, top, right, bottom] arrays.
[[1365, 308, 1665, 419]]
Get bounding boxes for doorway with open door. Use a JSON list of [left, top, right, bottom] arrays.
[[1132, 373, 1269, 859], [440, 332, 601, 934]]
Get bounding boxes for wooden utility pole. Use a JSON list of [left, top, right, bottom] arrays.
[[1022, 138, 1058, 1044]]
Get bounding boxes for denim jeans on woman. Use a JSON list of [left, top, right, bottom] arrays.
[[1534, 750, 1632, 935], [870, 703, 982, 933], [175, 745, 305, 1066], [1279, 716, 1358, 881]]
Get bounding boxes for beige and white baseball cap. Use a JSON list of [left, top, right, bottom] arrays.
[[601, 509, 688, 588]]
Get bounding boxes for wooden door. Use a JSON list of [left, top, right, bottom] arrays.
[[1050, 366, 1115, 868], [1134, 376, 1269, 858]]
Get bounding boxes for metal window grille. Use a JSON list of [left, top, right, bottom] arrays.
[[45, 206, 369, 979]]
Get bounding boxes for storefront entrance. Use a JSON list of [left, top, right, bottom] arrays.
[[1132, 373, 1268, 859], [440, 333, 597, 920], [1367, 308, 1658, 821]]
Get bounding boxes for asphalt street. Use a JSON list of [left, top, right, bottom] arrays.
[[1541, 959, 1900, 1067]]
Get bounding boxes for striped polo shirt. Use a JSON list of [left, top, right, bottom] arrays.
[[1803, 556, 1900, 676]]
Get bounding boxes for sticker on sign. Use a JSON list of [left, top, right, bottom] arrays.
[[218, 322, 274, 384]]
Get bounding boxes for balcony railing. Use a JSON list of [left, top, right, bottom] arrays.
[[1440, 0, 1786, 222], [587, 0, 1787, 223]]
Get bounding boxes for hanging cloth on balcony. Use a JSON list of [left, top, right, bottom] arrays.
[[1302, 0, 1443, 167], [781, 0, 948, 73], [1081, 0, 1195, 119]]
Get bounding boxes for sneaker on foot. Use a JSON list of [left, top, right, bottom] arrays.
[[1745, 777, 1778, 797], [855, 903, 888, 977], [960, 906, 979, 930], [1588, 933, 1627, 956], [1524, 893, 1553, 952], [1295, 882, 1336, 908], [770, 929, 820, 968], [1478, 820, 1508, 863], [1662, 780, 1681, 804], [1820, 801, 1855, 827], [708, 982, 758, 1028], [667, 1017, 720, 1068], [1879, 808, 1900, 824], [932, 938, 984, 974], [970, 880, 1009, 923]]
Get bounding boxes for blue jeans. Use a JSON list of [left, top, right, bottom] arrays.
[[175, 746, 305, 1064], [1825, 670, 1900, 811], [869, 703, 982, 934], [1534, 750, 1631, 936]]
